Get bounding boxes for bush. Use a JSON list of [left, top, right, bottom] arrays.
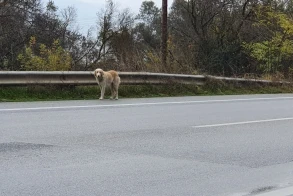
[[17, 37, 72, 71]]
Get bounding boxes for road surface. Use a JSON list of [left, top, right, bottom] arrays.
[[1, 94, 293, 196]]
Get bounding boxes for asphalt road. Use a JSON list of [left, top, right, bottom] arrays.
[[1, 94, 293, 196]]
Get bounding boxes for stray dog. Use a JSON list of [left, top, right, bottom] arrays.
[[94, 68, 120, 100]]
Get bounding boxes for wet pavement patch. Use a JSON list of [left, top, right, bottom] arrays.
[[250, 186, 276, 195], [0, 142, 53, 153]]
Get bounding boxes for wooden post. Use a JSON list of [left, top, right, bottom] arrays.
[[161, 0, 168, 70]]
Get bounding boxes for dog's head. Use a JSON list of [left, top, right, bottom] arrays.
[[94, 68, 104, 79]]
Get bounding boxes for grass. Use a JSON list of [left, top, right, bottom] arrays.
[[1, 81, 293, 102]]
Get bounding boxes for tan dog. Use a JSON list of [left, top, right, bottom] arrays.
[[94, 68, 120, 100]]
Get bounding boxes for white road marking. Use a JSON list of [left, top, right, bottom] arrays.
[[193, 117, 293, 128], [1, 96, 293, 112]]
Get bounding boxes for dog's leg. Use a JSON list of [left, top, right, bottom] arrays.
[[99, 84, 105, 100], [110, 83, 114, 100], [98, 84, 102, 99], [113, 77, 120, 100], [114, 86, 118, 100], [95, 77, 102, 100]]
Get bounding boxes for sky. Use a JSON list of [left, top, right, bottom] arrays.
[[42, 0, 173, 35]]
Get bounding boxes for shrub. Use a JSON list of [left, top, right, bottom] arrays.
[[17, 37, 72, 71]]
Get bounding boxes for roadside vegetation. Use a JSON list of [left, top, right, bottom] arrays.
[[2, 0, 293, 78], [1, 82, 293, 102], [2, 0, 293, 101]]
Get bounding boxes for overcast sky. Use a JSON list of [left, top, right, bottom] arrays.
[[43, 0, 172, 34]]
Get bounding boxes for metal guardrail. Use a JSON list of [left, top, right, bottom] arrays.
[[0, 71, 206, 86], [0, 71, 286, 86]]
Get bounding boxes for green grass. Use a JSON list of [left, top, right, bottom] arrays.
[[1, 81, 293, 102]]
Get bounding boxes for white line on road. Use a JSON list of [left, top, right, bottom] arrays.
[[1, 96, 293, 112], [193, 117, 293, 128]]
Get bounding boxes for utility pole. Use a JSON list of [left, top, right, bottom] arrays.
[[161, 0, 168, 70]]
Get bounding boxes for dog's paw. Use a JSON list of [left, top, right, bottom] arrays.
[[99, 97, 104, 100]]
